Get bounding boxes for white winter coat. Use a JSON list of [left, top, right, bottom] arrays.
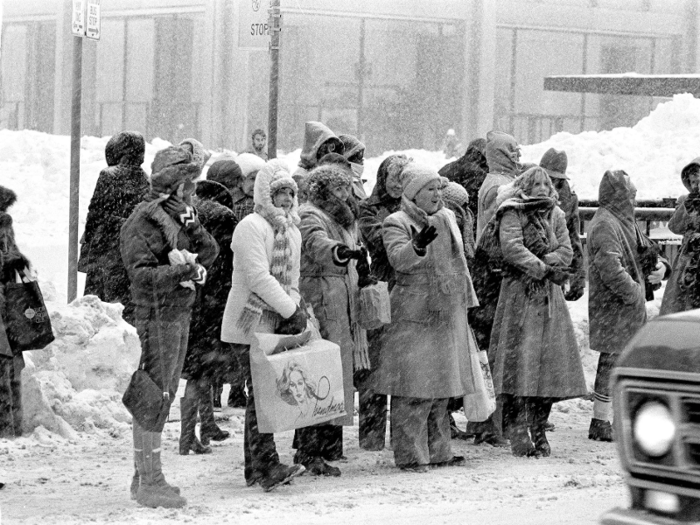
[[220, 212, 302, 345]]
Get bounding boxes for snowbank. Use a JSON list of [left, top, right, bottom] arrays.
[[21, 295, 140, 439]]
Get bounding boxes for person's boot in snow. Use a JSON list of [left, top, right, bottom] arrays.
[[198, 386, 230, 446], [179, 397, 212, 455], [588, 418, 614, 442], [133, 423, 186, 508], [528, 398, 553, 457], [301, 456, 341, 477], [509, 398, 536, 457], [129, 463, 181, 500], [260, 463, 305, 492]]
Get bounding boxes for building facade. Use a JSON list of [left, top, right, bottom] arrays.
[[1, 0, 697, 154]]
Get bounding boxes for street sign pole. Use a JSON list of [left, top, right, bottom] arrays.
[[68, 35, 82, 303], [267, 0, 281, 160]]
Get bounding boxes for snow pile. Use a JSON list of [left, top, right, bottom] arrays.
[[21, 295, 140, 439]]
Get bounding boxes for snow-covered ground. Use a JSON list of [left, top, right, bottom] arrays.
[[0, 93, 692, 523]]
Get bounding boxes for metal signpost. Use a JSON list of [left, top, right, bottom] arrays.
[[68, 0, 100, 303], [238, 0, 280, 159]]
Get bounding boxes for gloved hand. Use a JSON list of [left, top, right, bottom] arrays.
[[410, 225, 438, 253], [685, 191, 700, 213], [544, 265, 572, 286], [356, 247, 378, 288], [163, 195, 197, 228], [564, 284, 585, 302], [647, 261, 665, 285], [336, 244, 363, 261], [3, 252, 30, 271], [276, 303, 309, 335]]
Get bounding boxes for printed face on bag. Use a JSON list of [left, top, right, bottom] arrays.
[[272, 187, 294, 212], [289, 370, 307, 406], [277, 361, 316, 418]]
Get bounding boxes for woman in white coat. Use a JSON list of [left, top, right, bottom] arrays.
[[220, 160, 307, 492]]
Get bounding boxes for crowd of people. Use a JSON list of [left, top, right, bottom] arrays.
[[2, 122, 691, 509]]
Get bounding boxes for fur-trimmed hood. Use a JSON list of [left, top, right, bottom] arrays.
[[253, 159, 300, 227]]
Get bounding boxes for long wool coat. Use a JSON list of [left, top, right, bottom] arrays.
[[220, 212, 302, 345], [588, 173, 646, 354], [660, 158, 700, 315], [298, 203, 360, 426], [489, 205, 587, 399], [81, 164, 148, 323], [373, 208, 478, 399]]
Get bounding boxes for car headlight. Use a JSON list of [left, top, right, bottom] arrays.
[[633, 401, 676, 457]]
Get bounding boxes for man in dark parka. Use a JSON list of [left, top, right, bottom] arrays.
[[438, 138, 488, 220], [81, 131, 149, 325], [121, 145, 219, 508]]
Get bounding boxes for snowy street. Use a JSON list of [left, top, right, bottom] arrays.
[[3, 397, 625, 525]]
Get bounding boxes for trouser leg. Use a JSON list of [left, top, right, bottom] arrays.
[[0, 357, 14, 438], [390, 396, 431, 468], [593, 353, 617, 421], [427, 398, 452, 464]]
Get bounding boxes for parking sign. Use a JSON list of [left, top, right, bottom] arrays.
[[86, 0, 101, 40]]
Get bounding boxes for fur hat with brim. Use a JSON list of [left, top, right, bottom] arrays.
[[306, 164, 353, 202], [400, 162, 441, 200], [540, 148, 568, 180], [150, 146, 200, 195], [207, 158, 242, 191], [254, 159, 299, 225], [105, 131, 145, 167], [237, 152, 266, 178]]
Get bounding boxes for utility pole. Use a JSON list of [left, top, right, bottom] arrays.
[[267, 0, 281, 160]]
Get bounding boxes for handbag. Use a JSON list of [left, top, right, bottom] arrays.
[[463, 328, 496, 422], [358, 281, 391, 330], [122, 291, 172, 432], [4, 270, 55, 352]]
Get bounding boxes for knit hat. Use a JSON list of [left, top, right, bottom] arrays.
[[539, 148, 568, 180], [179, 138, 211, 170], [105, 131, 145, 167], [207, 158, 242, 191], [338, 134, 365, 162], [442, 181, 469, 208], [150, 146, 200, 195], [236, 152, 266, 178], [400, 162, 441, 200], [254, 159, 300, 225], [306, 163, 353, 202]]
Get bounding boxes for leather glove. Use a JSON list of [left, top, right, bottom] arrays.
[[356, 247, 378, 288], [544, 265, 571, 286], [276, 303, 309, 335], [163, 195, 198, 228], [564, 284, 585, 302], [335, 244, 363, 261], [410, 225, 438, 252]]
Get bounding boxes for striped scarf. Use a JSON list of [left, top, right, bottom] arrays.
[[236, 207, 295, 335]]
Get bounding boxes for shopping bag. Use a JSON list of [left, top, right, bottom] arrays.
[[250, 329, 346, 433], [122, 369, 170, 432], [358, 281, 391, 330], [463, 329, 496, 422], [4, 271, 55, 352]]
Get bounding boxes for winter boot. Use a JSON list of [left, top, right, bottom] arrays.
[[588, 418, 614, 442], [260, 463, 305, 492], [179, 397, 212, 455], [509, 398, 536, 457], [130, 462, 180, 500], [133, 424, 186, 508], [303, 456, 341, 477], [528, 398, 553, 457], [199, 386, 230, 446]]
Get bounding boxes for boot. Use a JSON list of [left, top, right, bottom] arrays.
[[199, 386, 230, 446], [130, 462, 180, 499], [588, 418, 614, 442], [260, 463, 305, 492], [179, 397, 212, 455], [509, 398, 536, 457], [449, 413, 474, 441], [529, 398, 553, 457], [303, 456, 341, 477], [133, 423, 187, 508]]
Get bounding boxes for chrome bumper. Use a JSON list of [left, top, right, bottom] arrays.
[[601, 507, 681, 525]]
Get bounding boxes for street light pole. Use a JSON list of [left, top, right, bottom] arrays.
[[68, 35, 83, 303], [267, 0, 281, 160]]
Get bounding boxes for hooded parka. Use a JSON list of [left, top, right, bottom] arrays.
[[660, 158, 700, 315], [588, 170, 646, 354], [292, 121, 344, 181]]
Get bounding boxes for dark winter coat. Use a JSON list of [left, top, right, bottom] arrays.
[[488, 190, 586, 399], [358, 156, 403, 288], [557, 180, 586, 296], [120, 200, 219, 310], [182, 181, 237, 381], [660, 158, 700, 315], [588, 170, 646, 354], [438, 138, 488, 219], [81, 163, 148, 324]]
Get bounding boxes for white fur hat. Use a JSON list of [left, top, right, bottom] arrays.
[[236, 152, 266, 178]]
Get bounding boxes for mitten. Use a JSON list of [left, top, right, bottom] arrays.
[[276, 304, 308, 335], [410, 224, 438, 253]]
